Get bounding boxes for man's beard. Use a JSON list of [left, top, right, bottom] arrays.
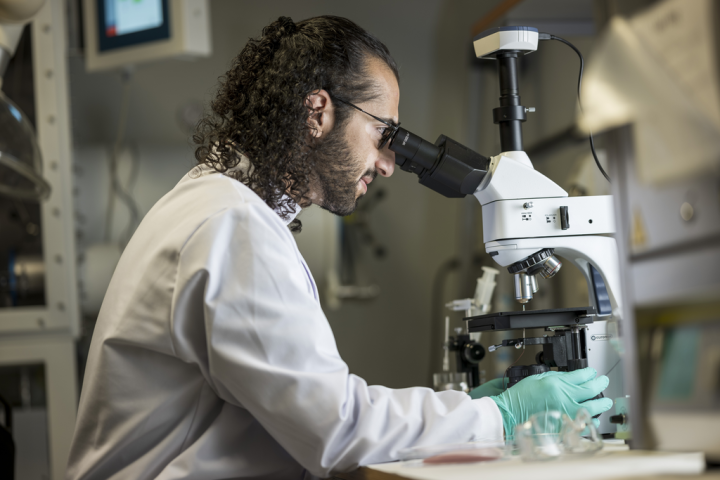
[[309, 123, 375, 216]]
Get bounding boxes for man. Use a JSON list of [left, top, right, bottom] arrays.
[[67, 16, 612, 479]]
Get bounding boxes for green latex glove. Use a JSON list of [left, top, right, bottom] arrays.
[[490, 368, 613, 436], [469, 378, 505, 399]]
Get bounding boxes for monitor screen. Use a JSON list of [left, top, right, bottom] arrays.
[[97, 0, 170, 52]]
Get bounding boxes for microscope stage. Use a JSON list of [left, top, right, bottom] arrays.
[[465, 306, 596, 332]]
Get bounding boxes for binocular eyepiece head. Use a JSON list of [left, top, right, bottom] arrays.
[[386, 127, 490, 199]]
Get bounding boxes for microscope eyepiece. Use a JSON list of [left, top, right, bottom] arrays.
[[389, 127, 441, 172], [387, 127, 490, 199]]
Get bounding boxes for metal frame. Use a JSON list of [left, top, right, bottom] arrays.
[[0, 334, 77, 480], [606, 123, 720, 454], [0, 0, 81, 337], [0, 1, 80, 479], [604, 124, 650, 450]]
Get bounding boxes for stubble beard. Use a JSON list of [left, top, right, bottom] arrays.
[[309, 122, 373, 217]]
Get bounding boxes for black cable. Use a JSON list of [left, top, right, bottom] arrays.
[[540, 33, 611, 183]]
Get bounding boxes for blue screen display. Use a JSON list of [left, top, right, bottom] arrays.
[[98, 0, 170, 52]]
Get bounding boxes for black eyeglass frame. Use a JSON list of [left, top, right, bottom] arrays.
[[334, 98, 400, 150]]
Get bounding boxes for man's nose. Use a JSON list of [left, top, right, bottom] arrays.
[[375, 150, 395, 177]]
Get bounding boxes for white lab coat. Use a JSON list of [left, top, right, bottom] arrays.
[[66, 166, 503, 480]]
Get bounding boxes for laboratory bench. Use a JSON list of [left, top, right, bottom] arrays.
[[330, 449, 712, 480], [333, 472, 720, 480]]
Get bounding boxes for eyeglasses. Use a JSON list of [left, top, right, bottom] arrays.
[[334, 98, 400, 150]]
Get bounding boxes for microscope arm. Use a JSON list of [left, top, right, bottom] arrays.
[[387, 127, 623, 319], [475, 151, 622, 319]]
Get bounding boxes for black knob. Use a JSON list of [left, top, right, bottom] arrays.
[[560, 206, 569, 230], [507, 364, 550, 387], [609, 414, 626, 425], [463, 343, 485, 363]]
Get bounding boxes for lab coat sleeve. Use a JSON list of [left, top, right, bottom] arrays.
[[172, 203, 503, 477]]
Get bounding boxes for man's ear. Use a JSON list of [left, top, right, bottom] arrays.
[[305, 89, 335, 138]]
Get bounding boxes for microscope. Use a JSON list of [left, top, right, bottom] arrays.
[[387, 27, 624, 434]]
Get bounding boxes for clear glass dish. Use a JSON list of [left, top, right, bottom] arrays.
[[514, 408, 603, 462]]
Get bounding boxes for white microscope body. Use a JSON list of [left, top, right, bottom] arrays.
[[389, 26, 625, 434], [475, 150, 624, 434]]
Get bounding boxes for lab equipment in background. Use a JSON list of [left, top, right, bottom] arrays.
[[0, 0, 44, 74], [0, 91, 48, 200], [296, 188, 387, 311], [439, 266, 499, 389], [434, 317, 473, 393], [0, 0, 49, 201], [0, 393, 12, 478], [0, 2, 82, 478], [324, 187, 386, 309], [387, 26, 624, 435], [445, 266, 499, 316], [0, 0, 80, 329], [579, 0, 720, 186], [2, 253, 44, 307], [432, 371, 469, 393], [443, 326, 485, 390], [582, 0, 720, 458], [611, 395, 631, 440], [82, 0, 211, 71]]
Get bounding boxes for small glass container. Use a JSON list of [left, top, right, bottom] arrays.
[[515, 408, 603, 462], [433, 372, 469, 393]]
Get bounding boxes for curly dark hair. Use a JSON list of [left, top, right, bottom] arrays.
[[193, 16, 399, 231]]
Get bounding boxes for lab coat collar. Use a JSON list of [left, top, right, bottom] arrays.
[[192, 154, 301, 226], [279, 200, 302, 225]]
